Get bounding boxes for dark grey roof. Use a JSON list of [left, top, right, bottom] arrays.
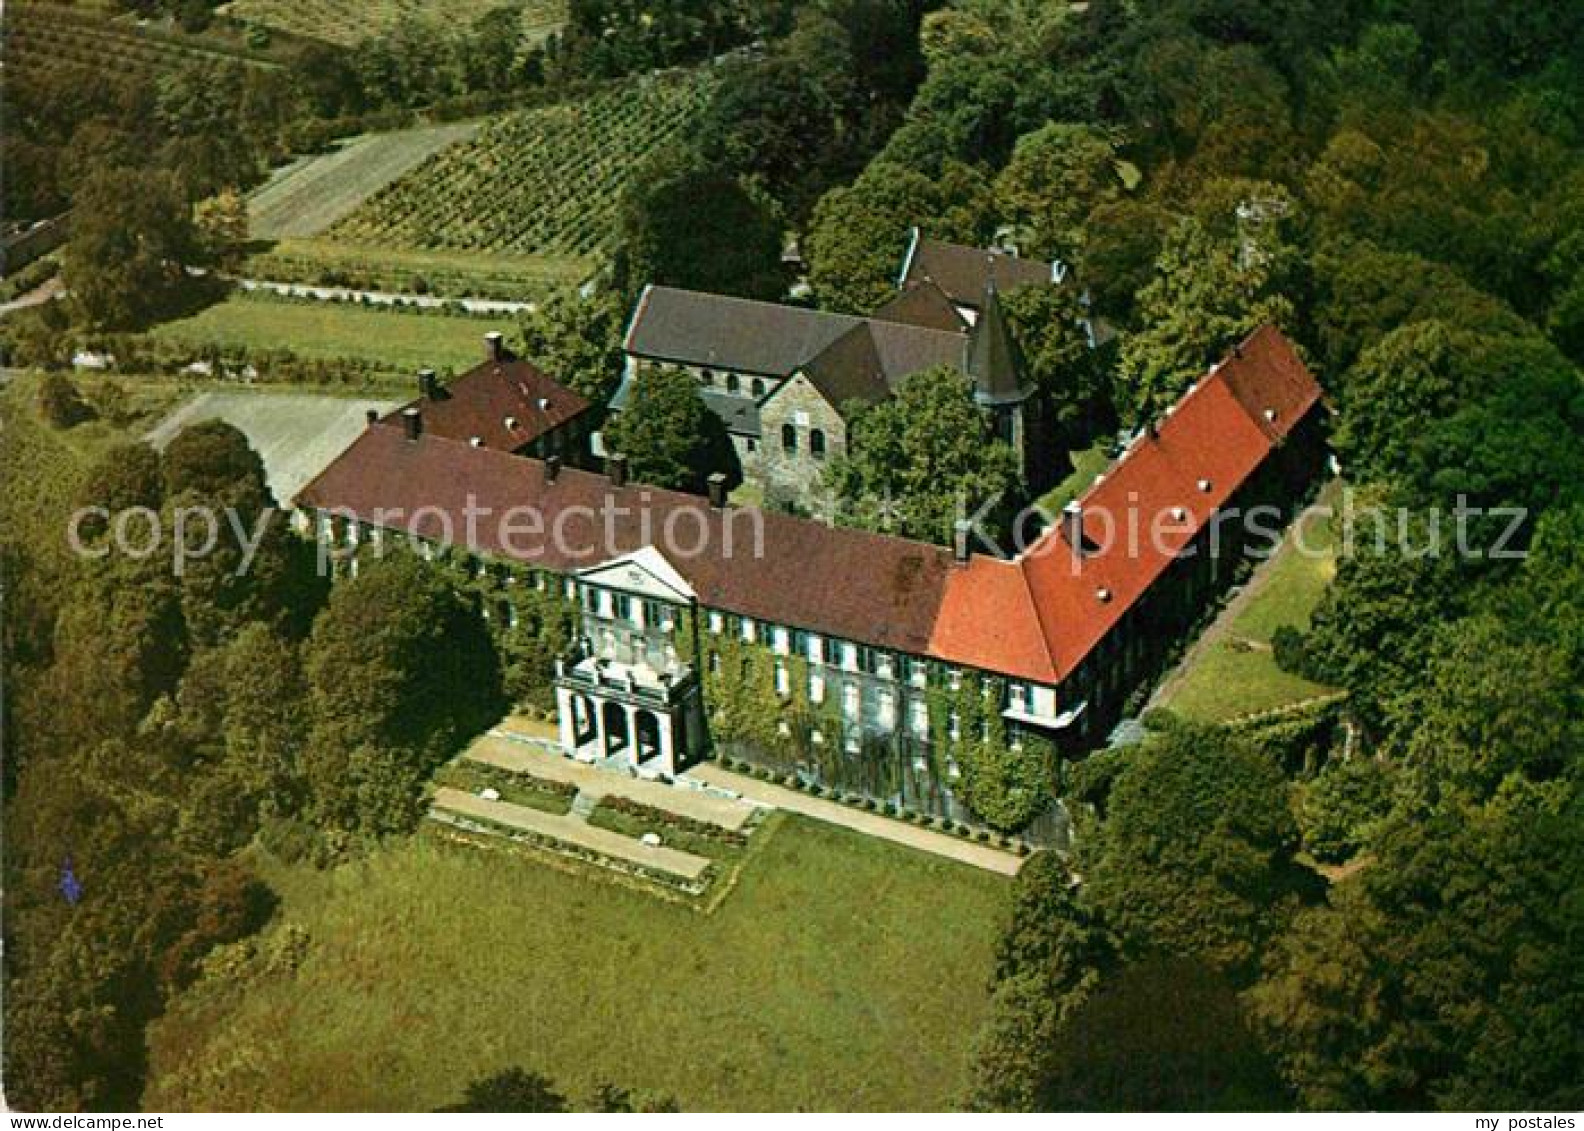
[[798, 323, 891, 408], [623, 285, 861, 377], [868, 320, 969, 386], [898, 231, 1059, 309], [966, 284, 1027, 403], [610, 369, 762, 438], [700, 387, 762, 438], [870, 279, 968, 332]]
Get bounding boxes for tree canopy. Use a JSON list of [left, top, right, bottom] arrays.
[[600, 366, 738, 494], [826, 366, 1024, 548]]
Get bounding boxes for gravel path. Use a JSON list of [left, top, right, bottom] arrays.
[[468, 731, 758, 832], [431, 786, 712, 881], [684, 764, 1023, 877]]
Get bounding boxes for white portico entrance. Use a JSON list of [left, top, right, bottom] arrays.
[[552, 547, 708, 778]]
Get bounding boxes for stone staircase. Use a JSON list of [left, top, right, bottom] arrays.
[[569, 790, 599, 822]]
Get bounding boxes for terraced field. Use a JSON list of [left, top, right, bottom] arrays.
[[220, 0, 564, 47], [328, 69, 716, 259], [248, 124, 483, 240]]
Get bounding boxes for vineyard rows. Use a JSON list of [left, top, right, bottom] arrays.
[[6, 2, 275, 79], [219, 0, 564, 48], [326, 69, 715, 259]]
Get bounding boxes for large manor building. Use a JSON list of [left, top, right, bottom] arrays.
[[611, 233, 1087, 506], [296, 324, 1324, 825]]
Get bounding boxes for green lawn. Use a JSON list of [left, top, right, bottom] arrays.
[[150, 295, 502, 374], [1159, 485, 1342, 722], [1036, 441, 1112, 515], [145, 816, 1008, 1111]]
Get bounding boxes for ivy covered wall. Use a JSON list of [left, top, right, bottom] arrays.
[[681, 617, 1059, 834]]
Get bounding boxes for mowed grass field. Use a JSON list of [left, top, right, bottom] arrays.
[[222, 0, 564, 48], [150, 294, 503, 374], [145, 816, 1009, 1111], [249, 123, 482, 240], [1158, 485, 1343, 722]]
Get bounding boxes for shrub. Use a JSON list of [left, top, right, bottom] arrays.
[[1299, 757, 1394, 864], [37, 373, 94, 428], [1271, 624, 1314, 678]]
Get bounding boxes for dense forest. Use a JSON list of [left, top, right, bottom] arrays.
[[3, 0, 1583, 1113]]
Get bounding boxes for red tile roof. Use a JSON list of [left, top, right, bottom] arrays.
[[297, 425, 955, 655], [930, 324, 1323, 682], [300, 325, 1321, 688], [389, 359, 590, 452]]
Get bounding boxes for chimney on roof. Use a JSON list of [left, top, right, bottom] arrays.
[[365, 408, 379, 427], [706, 472, 728, 508], [1063, 501, 1086, 556], [504, 416, 519, 432], [418, 368, 439, 400], [485, 331, 506, 363], [545, 455, 562, 482], [402, 407, 422, 442], [538, 397, 551, 411], [469, 436, 482, 447], [607, 452, 628, 488], [952, 518, 973, 565]]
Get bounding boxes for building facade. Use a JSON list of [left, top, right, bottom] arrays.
[[298, 325, 1325, 826]]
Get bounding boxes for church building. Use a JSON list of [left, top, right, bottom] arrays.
[[611, 234, 1076, 506]]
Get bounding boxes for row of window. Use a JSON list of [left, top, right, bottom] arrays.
[[781, 423, 826, 459], [699, 368, 766, 398]]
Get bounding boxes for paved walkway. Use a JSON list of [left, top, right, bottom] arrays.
[[684, 764, 1022, 877], [0, 276, 64, 319], [432, 787, 711, 881], [467, 732, 758, 832], [234, 275, 536, 315]]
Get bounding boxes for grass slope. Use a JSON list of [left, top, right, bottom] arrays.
[[146, 816, 1008, 1111], [149, 294, 503, 374], [221, 0, 564, 48], [1037, 440, 1113, 515], [249, 124, 482, 240], [1159, 486, 1342, 722], [328, 69, 715, 259]]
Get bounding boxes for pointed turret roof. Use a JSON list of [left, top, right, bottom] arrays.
[[965, 281, 1027, 405]]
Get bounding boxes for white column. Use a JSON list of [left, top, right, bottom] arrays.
[[556, 686, 576, 755], [625, 704, 640, 767], [658, 713, 676, 777]]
